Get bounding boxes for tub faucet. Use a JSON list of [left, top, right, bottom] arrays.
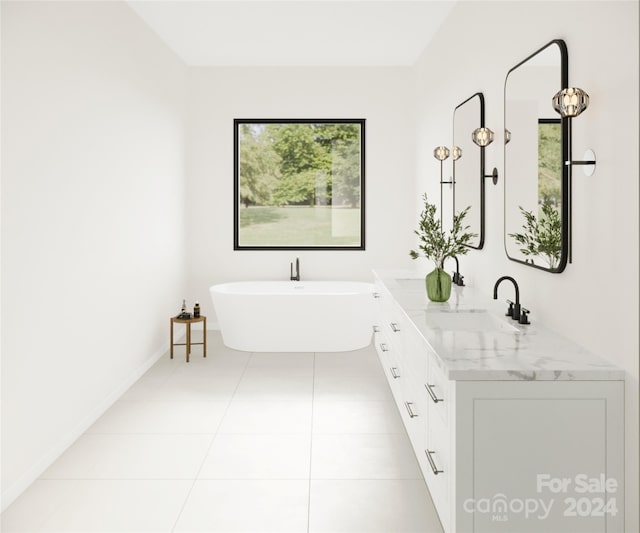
[[448, 256, 464, 286], [290, 257, 300, 281], [493, 275, 528, 323]]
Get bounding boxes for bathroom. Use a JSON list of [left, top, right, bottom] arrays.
[[1, 1, 638, 532]]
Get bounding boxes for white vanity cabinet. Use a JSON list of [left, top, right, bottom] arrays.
[[373, 286, 427, 459], [372, 272, 625, 533], [373, 281, 453, 530], [424, 354, 452, 531], [454, 380, 624, 532]]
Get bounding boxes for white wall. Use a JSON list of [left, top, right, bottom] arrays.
[[414, 1, 639, 529], [185, 67, 416, 322], [1, 1, 188, 509]]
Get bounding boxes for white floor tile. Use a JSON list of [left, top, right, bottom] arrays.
[[87, 399, 229, 434], [41, 434, 213, 480], [218, 400, 313, 434], [143, 358, 181, 380], [240, 364, 313, 381], [233, 374, 313, 401], [314, 348, 383, 376], [311, 433, 421, 480], [187, 347, 251, 368], [120, 375, 170, 401], [312, 400, 405, 434], [198, 433, 311, 479], [38, 435, 104, 480], [39, 480, 192, 532], [151, 374, 240, 402], [2, 332, 443, 533], [313, 374, 393, 402], [309, 480, 442, 533], [174, 480, 309, 532], [313, 364, 384, 380], [0, 480, 74, 532], [247, 351, 314, 371], [171, 360, 247, 380]]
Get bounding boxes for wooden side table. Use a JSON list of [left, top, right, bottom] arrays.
[[170, 316, 207, 363]]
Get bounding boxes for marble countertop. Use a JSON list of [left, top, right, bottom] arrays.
[[373, 269, 624, 381]]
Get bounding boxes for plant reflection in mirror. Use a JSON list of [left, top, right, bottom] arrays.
[[508, 202, 561, 269]]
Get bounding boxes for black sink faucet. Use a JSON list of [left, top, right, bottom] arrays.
[[448, 256, 464, 286], [493, 275, 522, 321], [290, 257, 300, 281]]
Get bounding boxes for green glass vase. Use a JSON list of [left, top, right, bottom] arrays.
[[425, 267, 452, 302]]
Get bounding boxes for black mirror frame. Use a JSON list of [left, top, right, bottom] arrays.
[[453, 92, 486, 250], [503, 38, 570, 273]]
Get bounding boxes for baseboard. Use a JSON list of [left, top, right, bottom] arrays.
[[0, 340, 169, 513]]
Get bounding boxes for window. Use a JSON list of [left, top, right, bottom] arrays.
[[537, 118, 562, 207], [234, 119, 365, 250]]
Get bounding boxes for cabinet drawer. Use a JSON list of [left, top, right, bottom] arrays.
[[385, 359, 403, 395], [373, 283, 394, 337], [426, 355, 449, 426], [425, 409, 451, 531], [398, 384, 425, 451], [403, 324, 429, 381], [384, 316, 405, 354], [373, 331, 391, 362], [374, 332, 405, 404]]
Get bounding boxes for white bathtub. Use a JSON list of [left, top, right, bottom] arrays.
[[209, 281, 375, 352]]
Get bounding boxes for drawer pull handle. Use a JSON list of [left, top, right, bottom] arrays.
[[373, 292, 380, 299], [373, 325, 380, 333], [404, 401, 418, 418], [390, 367, 400, 379], [425, 383, 444, 403], [390, 322, 400, 332], [380, 343, 389, 352], [425, 449, 443, 475]]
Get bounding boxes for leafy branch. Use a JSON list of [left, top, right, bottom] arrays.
[[508, 202, 562, 269], [409, 193, 477, 269]]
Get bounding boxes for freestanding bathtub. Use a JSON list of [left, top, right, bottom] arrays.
[[209, 281, 375, 352]]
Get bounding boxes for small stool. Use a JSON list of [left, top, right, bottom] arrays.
[[170, 316, 207, 362]]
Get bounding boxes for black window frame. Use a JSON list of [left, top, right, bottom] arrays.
[[233, 118, 366, 251]]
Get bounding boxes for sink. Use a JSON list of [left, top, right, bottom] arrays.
[[393, 279, 425, 290], [425, 309, 519, 333]]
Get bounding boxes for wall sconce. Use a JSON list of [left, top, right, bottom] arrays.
[[433, 146, 450, 161], [552, 87, 589, 117], [552, 87, 596, 176], [472, 127, 499, 184], [433, 146, 452, 225], [472, 127, 494, 147]]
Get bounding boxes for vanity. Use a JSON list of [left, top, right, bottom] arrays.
[[372, 270, 624, 532]]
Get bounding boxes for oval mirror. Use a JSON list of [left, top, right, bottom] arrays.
[[453, 92, 485, 249], [504, 39, 569, 272]]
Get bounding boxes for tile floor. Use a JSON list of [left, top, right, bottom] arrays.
[[1, 331, 444, 533]]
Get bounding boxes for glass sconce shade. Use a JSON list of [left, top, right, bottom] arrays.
[[472, 127, 495, 147], [504, 129, 511, 145], [451, 145, 462, 161], [433, 146, 450, 161], [552, 87, 589, 117]]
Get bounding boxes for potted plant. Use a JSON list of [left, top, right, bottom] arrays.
[[409, 194, 476, 302]]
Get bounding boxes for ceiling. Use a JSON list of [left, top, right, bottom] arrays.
[[127, 1, 457, 67]]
